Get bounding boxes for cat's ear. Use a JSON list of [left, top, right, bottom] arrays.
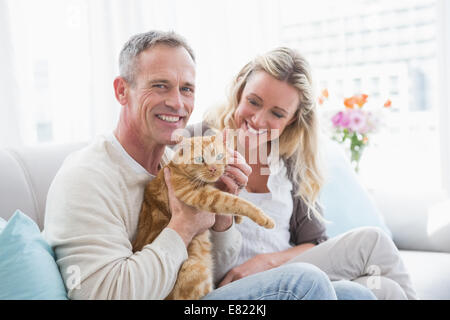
[[173, 134, 185, 144], [173, 135, 186, 156]]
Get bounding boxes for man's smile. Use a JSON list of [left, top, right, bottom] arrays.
[[156, 114, 183, 123]]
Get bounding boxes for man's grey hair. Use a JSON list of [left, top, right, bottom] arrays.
[[119, 30, 195, 85]]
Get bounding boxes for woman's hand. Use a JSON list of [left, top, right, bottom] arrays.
[[218, 244, 316, 287], [215, 129, 252, 195], [213, 150, 250, 231], [213, 129, 252, 232], [218, 253, 277, 287], [219, 149, 251, 194]]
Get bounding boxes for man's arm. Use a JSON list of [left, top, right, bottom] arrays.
[[43, 166, 188, 299]]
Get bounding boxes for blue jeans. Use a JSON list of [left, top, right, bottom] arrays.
[[203, 263, 376, 300]]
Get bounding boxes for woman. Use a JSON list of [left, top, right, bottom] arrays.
[[197, 47, 417, 300]]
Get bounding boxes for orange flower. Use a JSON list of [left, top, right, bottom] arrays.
[[345, 94, 368, 108], [384, 99, 392, 108], [318, 88, 329, 105], [363, 136, 369, 144], [318, 96, 325, 105], [355, 94, 368, 107], [344, 97, 356, 109]]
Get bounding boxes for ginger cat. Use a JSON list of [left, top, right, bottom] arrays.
[[132, 134, 275, 300]]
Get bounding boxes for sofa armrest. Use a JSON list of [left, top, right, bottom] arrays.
[[370, 188, 450, 253]]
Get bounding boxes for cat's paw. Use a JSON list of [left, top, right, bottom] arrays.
[[253, 208, 275, 229], [262, 216, 275, 229], [255, 210, 275, 229]]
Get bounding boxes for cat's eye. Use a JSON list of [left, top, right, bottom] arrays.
[[216, 153, 224, 160], [194, 156, 204, 164]]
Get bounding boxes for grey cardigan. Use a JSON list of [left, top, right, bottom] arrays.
[[186, 122, 329, 246]]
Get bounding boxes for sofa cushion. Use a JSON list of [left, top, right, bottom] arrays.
[[320, 140, 392, 238], [0, 210, 68, 300]]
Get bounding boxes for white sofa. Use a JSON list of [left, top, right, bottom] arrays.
[[1, 142, 450, 300]]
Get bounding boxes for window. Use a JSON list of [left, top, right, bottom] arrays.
[[7, 0, 99, 145], [3, 0, 448, 193], [280, 0, 443, 192], [5, 0, 281, 146]]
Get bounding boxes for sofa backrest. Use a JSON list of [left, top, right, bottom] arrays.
[[0, 143, 86, 230], [0, 137, 390, 236], [2, 139, 449, 253]]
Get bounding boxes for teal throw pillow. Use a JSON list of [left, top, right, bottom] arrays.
[[319, 140, 392, 238], [0, 210, 68, 300]]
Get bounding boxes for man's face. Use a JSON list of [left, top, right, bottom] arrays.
[[126, 44, 196, 145]]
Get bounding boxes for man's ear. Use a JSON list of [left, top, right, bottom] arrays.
[[113, 77, 129, 106]]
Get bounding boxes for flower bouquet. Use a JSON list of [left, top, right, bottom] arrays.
[[319, 89, 391, 173]]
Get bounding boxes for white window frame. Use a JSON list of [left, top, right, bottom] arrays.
[[437, 0, 450, 195]]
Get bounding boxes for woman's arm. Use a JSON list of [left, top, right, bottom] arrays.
[[218, 242, 316, 287]]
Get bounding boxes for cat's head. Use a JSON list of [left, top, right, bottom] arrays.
[[171, 135, 230, 183]]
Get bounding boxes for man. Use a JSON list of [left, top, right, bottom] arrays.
[[43, 30, 339, 300]]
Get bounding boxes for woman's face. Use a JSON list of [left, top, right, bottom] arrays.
[[233, 71, 300, 155]]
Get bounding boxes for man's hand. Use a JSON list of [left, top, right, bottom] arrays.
[[165, 167, 215, 246]]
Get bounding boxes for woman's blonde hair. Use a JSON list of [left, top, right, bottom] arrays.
[[204, 47, 325, 220]]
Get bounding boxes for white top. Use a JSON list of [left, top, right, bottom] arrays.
[[234, 157, 294, 267], [43, 132, 242, 299]]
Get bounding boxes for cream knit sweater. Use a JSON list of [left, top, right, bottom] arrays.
[[43, 132, 242, 299]]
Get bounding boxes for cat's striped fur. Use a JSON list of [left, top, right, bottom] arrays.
[[132, 135, 274, 300]]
